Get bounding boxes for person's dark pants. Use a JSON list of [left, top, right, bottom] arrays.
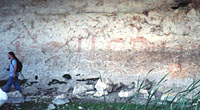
[[3, 76, 22, 93]]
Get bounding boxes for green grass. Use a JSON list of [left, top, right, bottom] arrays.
[[2, 101, 198, 110], [0, 101, 171, 110]]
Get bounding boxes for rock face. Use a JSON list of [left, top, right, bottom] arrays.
[[0, 0, 200, 92]]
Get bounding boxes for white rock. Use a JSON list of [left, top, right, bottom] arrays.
[[52, 98, 70, 105], [140, 89, 148, 94], [139, 89, 150, 99], [161, 93, 177, 102], [56, 94, 66, 99], [94, 91, 108, 97], [25, 96, 31, 102], [118, 89, 135, 98], [7, 91, 23, 98], [103, 78, 113, 85], [48, 104, 56, 110], [85, 91, 96, 95], [94, 79, 114, 97], [187, 9, 197, 18], [78, 106, 84, 109], [0, 89, 8, 107], [73, 84, 94, 95]]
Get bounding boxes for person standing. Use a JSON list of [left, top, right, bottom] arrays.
[[3, 51, 22, 93]]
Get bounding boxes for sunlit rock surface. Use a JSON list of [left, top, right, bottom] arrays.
[[0, 0, 200, 91]]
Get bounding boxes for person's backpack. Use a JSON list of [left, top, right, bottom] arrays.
[[11, 59, 23, 72], [16, 60, 23, 72]]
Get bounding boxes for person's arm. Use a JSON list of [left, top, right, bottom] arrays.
[[12, 60, 17, 78], [13, 65, 17, 78]]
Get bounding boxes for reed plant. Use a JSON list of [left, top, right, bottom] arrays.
[[120, 69, 200, 110]]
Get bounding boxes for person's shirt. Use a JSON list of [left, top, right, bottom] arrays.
[[9, 59, 18, 77]]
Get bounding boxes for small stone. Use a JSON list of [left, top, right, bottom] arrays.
[[85, 91, 96, 95], [73, 84, 94, 95], [7, 91, 23, 98], [161, 93, 177, 102], [25, 96, 31, 102], [56, 94, 66, 99], [113, 82, 125, 91], [118, 89, 135, 98], [78, 106, 83, 109], [52, 98, 70, 105], [94, 91, 108, 97], [48, 104, 56, 110]]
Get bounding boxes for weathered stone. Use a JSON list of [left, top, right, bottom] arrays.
[[23, 86, 38, 95], [94, 91, 108, 97], [7, 97, 25, 104], [55, 94, 67, 99], [78, 106, 84, 110], [118, 89, 136, 98], [102, 78, 113, 85], [57, 84, 70, 93], [139, 89, 149, 99], [161, 93, 177, 102], [6, 91, 24, 104], [73, 84, 94, 95], [47, 104, 56, 110], [0, 89, 8, 107], [7, 91, 23, 98], [94, 79, 114, 97], [52, 98, 70, 105], [85, 91, 96, 95], [24, 96, 31, 102]]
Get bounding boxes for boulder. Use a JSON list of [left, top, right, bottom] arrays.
[[47, 104, 56, 110], [0, 88, 8, 107], [72, 84, 94, 95], [52, 98, 69, 105], [6, 91, 24, 104], [94, 78, 114, 97]]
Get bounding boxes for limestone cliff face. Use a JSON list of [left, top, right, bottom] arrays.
[[0, 0, 199, 87]]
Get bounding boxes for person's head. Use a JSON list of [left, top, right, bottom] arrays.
[[8, 51, 16, 60]]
